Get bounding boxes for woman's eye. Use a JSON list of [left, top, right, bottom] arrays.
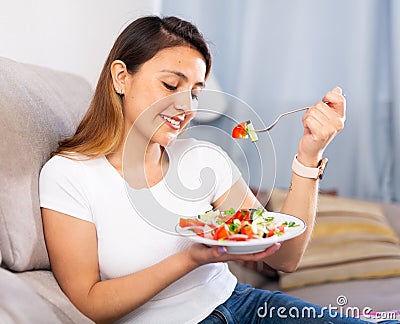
[[162, 82, 177, 91], [191, 89, 201, 101], [191, 92, 199, 101]]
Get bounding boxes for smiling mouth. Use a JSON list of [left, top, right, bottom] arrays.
[[160, 114, 185, 130]]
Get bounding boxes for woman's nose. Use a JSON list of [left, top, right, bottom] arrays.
[[173, 91, 195, 112]]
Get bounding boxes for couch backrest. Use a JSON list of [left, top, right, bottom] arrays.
[[0, 57, 92, 271]]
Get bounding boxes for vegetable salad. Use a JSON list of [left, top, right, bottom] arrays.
[[179, 206, 298, 242]]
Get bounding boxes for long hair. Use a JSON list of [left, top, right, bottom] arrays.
[[55, 16, 212, 158]]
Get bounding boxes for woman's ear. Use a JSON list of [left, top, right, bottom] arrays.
[[111, 60, 128, 95]]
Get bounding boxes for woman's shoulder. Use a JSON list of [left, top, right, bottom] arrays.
[[42, 154, 86, 170], [40, 154, 97, 180]]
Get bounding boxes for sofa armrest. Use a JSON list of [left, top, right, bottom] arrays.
[[0, 267, 62, 324]]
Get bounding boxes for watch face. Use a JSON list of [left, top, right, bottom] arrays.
[[318, 158, 328, 179]]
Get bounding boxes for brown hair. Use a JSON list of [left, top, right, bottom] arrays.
[[55, 16, 212, 158]]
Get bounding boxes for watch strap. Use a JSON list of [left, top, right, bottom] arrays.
[[292, 154, 328, 180]]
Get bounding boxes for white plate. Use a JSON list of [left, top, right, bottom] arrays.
[[176, 212, 306, 254]]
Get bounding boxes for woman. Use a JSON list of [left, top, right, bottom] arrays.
[[39, 16, 360, 323]]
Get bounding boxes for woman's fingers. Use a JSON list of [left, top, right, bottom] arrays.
[[322, 86, 346, 119], [303, 103, 344, 141], [229, 243, 281, 262], [298, 87, 346, 160], [208, 243, 281, 263], [188, 242, 282, 266]]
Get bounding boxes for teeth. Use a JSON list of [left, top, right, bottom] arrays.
[[161, 115, 180, 126]]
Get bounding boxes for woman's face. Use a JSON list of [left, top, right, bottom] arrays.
[[122, 46, 207, 147]]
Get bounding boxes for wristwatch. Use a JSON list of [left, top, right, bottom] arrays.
[[292, 154, 328, 180]]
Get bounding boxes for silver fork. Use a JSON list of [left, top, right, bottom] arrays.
[[254, 107, 309, 133]]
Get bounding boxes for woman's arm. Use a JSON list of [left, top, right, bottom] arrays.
[[213, 175, 318, 272], [42, 208, 278, 323], [42, 208, 203, 323], [214, 87, 346, 273], [267, 87, 346, 272]]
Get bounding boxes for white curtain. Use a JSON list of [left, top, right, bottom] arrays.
[[162, 0, 400, 202], [391, 0, 400, 202]]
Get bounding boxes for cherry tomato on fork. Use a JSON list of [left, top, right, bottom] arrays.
[[231, 122, 248, 139]]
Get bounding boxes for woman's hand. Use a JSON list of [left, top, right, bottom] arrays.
[[297, 86, 346, 166], [185, 242, 281, 267]]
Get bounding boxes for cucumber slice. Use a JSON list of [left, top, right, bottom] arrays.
[[198, 209, 220, 222], [245, 121, 258, 142]]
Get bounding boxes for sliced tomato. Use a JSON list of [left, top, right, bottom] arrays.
[[232, 123, 248, 139], [228, 234, 249, 241], [222, 214, 234, 225], [192, 227, 204, 238], [232, 209, 250, 222], [179, 218, 205, 228], [277, 225, 286, 233], [231, 211, 239, 221], [240, 225, 253, 238], [214, 224, 230, 240], [240, 210, 250, 222], [267, 229, 276, 237], [232, 210, 242, 221]]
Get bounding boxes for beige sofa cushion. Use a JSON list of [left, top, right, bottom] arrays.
[[268, 189, 400, 289], [0, 57, 92, 271], [17, 270, 94, 323], [0, 267, 62, 323]]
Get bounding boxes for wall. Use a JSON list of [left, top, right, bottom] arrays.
[[0, 0, 161, 87], [161, 0, 400, 201]]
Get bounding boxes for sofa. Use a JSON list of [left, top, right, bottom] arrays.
[[229, 190, 400, 314], [0, 57, 94, 323], [1, 56, 399, 323]]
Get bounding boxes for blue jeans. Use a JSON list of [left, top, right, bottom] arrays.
[[199, 283, 399, 324]]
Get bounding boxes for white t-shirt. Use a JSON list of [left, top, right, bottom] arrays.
[[39, 138, 241, 324]]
